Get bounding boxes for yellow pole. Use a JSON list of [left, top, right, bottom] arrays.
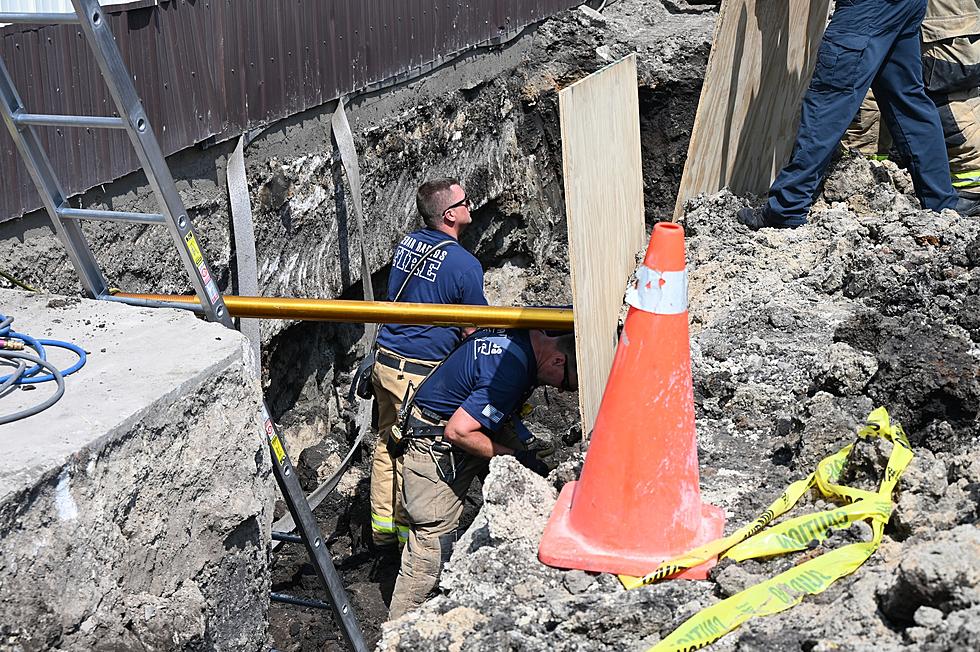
[[111, 291, 575, 330]]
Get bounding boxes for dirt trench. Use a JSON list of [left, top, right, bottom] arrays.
[[258, 1, 716, 649], [259, 3, 980, 651], [7, 0, 972, 649]]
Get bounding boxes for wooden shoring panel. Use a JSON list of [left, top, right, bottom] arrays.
[[673, 0, 832, 218], [560, 53, 646, 436]]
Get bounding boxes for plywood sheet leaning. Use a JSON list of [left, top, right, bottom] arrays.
[[560, 53, 646, 436], [673, 0, 832, 219]]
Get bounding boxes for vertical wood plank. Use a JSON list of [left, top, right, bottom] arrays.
[[673, 0, 832, 218], [560, 53, 646, 436]]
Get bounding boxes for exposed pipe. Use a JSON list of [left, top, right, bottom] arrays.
[[109, 292, 575, 330]]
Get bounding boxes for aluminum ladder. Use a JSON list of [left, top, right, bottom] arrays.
[[0, 2, 366, 649]]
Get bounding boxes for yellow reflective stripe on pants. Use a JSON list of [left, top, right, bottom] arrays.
[[952, 170, 980, 187], [371, 512, 397, 534]]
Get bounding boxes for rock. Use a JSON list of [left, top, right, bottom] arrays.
[[482, 456, 557, 544], [879, 525, 980, 624], [909, 604, 980, 650], [562, 570, 596, 594], [812, 342, 878, 396], [891, 448, 979, 538], [379, 603, 489, 652], [713, 563, 765, 598], [578, 5, 608, 26], [913, 606, 945, 628], [823, 151, 879, 203]]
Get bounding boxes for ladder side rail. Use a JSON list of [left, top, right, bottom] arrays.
[[261, 406, 369, 652], [0, 56, 108, 297], [69, 0, 231, 327], [69, 6, 369, 648]]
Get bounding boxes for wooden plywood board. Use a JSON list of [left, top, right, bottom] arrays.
[[560, 54, 646, 435], [673, 0, 832, 218]]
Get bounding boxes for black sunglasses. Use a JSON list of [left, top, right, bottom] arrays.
[[443, 196, 471, 214]]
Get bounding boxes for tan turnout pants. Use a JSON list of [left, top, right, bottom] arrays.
[[369, 349, 431, 547], [388, 425, 523, 619]]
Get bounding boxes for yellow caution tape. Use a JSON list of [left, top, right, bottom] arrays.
[[619, 407, 913, 652]]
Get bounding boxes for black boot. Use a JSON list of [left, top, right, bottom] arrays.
[[955, 195, 980, 217], [737, 205, 772, 230]]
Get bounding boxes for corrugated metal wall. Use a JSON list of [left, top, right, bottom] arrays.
[[0, 0, 579, 223]]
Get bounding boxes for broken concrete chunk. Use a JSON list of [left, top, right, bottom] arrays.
[[578, 5, 608, 27], [812, 342, 878, 396], [482, 455, 557, 544], [879, 525, 980, 624], [561, 569, 596, 594]]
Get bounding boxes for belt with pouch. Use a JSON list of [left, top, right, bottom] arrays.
[[406, 406, 460, 483], [376, 350, 437, 376], [406, 406, 449, 440]]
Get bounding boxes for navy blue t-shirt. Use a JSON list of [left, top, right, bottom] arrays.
[[413, 329, 537, 434], [376, 228, 487, 361]]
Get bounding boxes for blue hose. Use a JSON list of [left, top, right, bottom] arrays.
[[0, 313, 87, 385]]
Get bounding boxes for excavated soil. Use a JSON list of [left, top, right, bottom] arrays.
[[377, 153, 980, 651], [264, 2, 978, 650], [263, 1, 718, 649], [7, 0, 976, 649]]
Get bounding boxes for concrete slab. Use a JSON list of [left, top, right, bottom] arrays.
[[0, 289, 273, 650], [0, 290, 255, 501]]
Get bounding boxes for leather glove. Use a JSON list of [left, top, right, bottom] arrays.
[[514, 436, 557, 476]]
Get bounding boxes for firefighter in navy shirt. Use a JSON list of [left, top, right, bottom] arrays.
[[387, 328, 578, 618], [370, 178, 487, 550]]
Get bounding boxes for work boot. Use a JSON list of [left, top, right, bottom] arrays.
[[737, 205, 771, 230], [369, 543, 402, 582], [954, 195, 980, 217], [737, 204, 793, 230]]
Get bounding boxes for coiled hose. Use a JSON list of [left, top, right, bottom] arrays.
[[0, 314, 86, 425]]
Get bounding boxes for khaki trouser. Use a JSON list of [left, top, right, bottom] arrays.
[[369, 348, 431, 547], [388, 425, 523, 619], [934, 88, 980, 195]]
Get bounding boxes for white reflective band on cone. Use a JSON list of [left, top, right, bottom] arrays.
[[625, 267, 688, 315]]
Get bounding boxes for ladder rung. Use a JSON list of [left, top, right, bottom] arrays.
[[270, 592, 330, 610], [57, 207, 165, 225], [13, 113, 126, 130], [272, 531, 304, 544], [0, 12, 79, 25]]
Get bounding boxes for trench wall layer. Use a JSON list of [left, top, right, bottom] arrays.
[[0, 289, 274, 650]]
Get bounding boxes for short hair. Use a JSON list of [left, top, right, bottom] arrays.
[[417, 177, 460, 228], [555, 334, 578, 391]]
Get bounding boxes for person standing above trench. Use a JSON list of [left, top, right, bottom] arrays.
[[369, 178, 487, 554], [843, 0, 980, 215], [739, 0, 964, 229], [387, 327, 577, 619]]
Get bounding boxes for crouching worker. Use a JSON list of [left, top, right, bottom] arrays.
[[386, 328, 578, 619]]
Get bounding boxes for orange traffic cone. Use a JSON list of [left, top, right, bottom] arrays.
[[539, 222, 725, 578]]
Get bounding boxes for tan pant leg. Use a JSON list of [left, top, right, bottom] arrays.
[[937, 89, 980, 194], [369, 360, 426, 547], [388, 439, 485, 619]]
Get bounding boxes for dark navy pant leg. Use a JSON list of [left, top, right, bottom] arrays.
[[766, 0, 886, 226], [872, 3, 958, 211]]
